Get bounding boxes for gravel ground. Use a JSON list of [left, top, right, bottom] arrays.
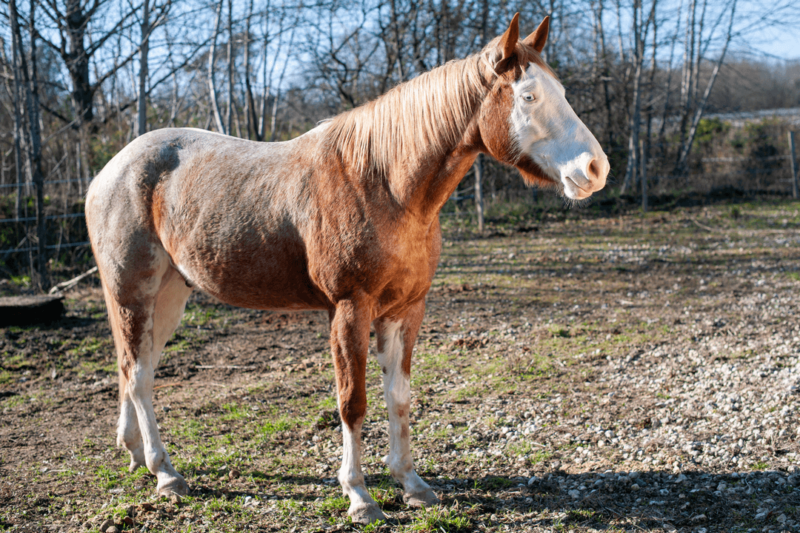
[[1, 201, 800, 532]]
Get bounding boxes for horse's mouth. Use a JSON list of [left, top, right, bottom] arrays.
[[561, 176, 594, 200]]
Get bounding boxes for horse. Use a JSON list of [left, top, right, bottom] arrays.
[[85, 13, 608, 524]]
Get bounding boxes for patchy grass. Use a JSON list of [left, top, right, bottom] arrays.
[[410, 505, 473, 532]]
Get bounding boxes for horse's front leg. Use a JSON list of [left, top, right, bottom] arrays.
[[375, 301, 440, 507], [330, 296, 385, 524]]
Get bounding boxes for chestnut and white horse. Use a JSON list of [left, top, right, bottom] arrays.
[[86, 14, 607, 524]]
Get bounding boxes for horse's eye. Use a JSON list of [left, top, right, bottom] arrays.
[[522, 93, 535, 102]]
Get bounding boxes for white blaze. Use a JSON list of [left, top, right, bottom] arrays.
[[510, 63, 608, 200]]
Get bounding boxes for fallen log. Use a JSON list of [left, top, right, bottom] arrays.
[[0, 295, 64, 326]]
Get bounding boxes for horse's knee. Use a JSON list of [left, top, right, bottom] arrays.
[[338, 391, 367, 431]]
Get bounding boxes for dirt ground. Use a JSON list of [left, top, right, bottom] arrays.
[[2, 200, 800, 533]]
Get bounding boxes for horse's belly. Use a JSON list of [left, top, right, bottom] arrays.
[[175, 242, 330, 312], [204, 283, 328, 312]]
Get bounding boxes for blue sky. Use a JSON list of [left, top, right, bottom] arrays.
[[747, 25, 800, 61]]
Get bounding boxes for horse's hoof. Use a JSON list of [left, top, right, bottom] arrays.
[[348, 502, 386, 524], [157, 474, 189, 497], [404, 489, 440, 507], [128, 459, 145, 473]]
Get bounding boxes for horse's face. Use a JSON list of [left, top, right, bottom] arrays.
[[479, 15, 609, 200], [508, 63, 609, 200]]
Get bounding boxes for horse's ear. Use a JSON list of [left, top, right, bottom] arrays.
[[497, 12, 520, 61], [523, 15, 550, 53]]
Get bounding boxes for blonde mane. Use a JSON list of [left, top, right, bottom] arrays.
[[324, 42, 556, 178], [324, 54, 490, 177]]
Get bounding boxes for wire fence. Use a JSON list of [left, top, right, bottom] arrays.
[[0, 168, 92, 276], [1, 125, 798, 279]]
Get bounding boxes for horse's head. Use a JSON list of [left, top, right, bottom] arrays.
[[476, 14, 609, 201]]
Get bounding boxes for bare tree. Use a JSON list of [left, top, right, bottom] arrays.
[[621, 0, 657, 194], [137, 0, 150, 136], [472, 0, 490, 233], [225, 0, 233, 135], [208, 0, 226, 134], [674, 0, 737, 174], [269, 26, 295, 142], [9, 0, 49, 290], [243, 0, 255, 139]]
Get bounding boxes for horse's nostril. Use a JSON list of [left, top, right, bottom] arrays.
[[587, 159, 601, 181]]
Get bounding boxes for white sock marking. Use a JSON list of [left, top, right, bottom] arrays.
[[376, 321, 432, 496]]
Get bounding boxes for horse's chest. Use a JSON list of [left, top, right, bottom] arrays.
[[308, 222, 438, 306], [369, 231, 440, 309]]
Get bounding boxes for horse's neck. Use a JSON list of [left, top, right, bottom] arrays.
[[326, 55, 489, 223], [387, 134, 482, 221], [380, 64, 488, 220]]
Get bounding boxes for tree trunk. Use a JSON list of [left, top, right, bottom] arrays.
[[676, 0, 697, 158], [137, 0, 150, 137], [10, 2, 25, 222], [269, 28, 296, 142], [621, 0, 644, 194], [622, 0, 657, 195], [594, 0, 615, 152], [471, 0, 489, 233], [208, 0, 226, 134], [474, 155, 485, 233], [226, 0, 234, 136], [258, 3, 274, 142], [0, 295, 64, 326], [657, 0, 682, 165], [674, 0, 737, 174], [64, 0, 94, 126], [11, 0, 49, 291], [243, 0, 255, 139]]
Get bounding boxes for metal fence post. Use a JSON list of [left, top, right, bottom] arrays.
[[789, 131, 798, 200]]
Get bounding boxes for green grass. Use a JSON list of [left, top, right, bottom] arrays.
[[317, 395, 337, 410], [317, 495, 349, 514], [1, 393, 27, 408], [259, 416, 297, 437], [67, 337, 109, 357], [508, 440, 539, 457], [164, 337, 191, 353], [529, 450, 554, 465], [182, 304, 226, 327], [410, 505, 472, 532], [78, 360, 117, 375], [95, 465, 125, 490], [480, 476, 514, 490], [173, 418, 205, 439], [221, 402, 250, 421], [4, 200, 799, 533]]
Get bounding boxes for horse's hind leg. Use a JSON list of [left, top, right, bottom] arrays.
[[100, 251, 192, 496], [374, 301, 439, 507], [117, 374, 145, 472]]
